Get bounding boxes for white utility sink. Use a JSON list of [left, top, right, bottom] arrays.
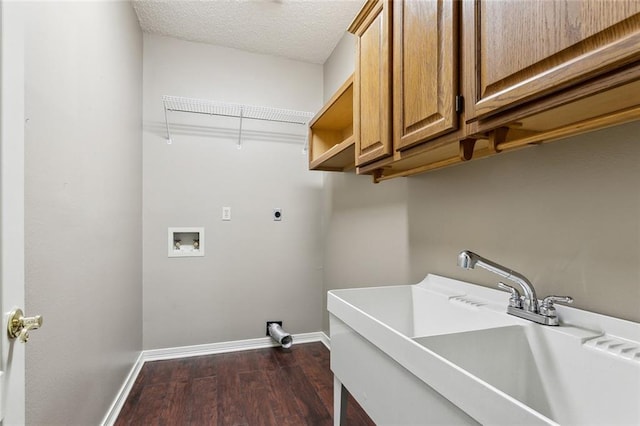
[[328, 274, 640, 425], [328, 282, 518, 337], [416, 324, 640, 425]]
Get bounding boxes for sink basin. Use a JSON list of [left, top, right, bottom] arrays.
[[329, 280, 517, 338], [328, 274, 640, 425], [415, 324, 640, 425]]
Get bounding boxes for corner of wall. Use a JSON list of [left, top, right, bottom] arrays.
[[322, 32, 356, 102]]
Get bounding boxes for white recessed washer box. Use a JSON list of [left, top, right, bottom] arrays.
[[168, 227, 204, 257]]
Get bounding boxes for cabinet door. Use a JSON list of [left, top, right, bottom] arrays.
[[394, 0, 458, 151], [352, 0, 393, 166], [465, 0, 640, 120]]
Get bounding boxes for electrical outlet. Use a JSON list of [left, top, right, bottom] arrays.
[[266, 321, 283, 336], [222, 206, 231, 221], [273, 208, 282, 221]]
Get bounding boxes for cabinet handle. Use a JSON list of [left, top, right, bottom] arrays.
[[455, 95, 464, 114]]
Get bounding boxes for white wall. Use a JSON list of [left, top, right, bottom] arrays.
[[24, 2, 142, 424], [142, 34, 324, 349]]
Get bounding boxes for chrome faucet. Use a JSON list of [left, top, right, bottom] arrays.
[[457, 250, 573, 326]]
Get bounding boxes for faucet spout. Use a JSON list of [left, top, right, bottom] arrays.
[[457, 251, 477, 269], [457, 250, 538, 313]]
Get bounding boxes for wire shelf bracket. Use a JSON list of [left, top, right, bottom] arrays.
[[162, 95, 314, 150]]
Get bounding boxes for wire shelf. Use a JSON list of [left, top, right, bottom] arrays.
[[163, 95, 314, 124], [162, 95, 314, 148]]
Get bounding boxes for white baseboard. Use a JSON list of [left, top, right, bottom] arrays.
[[142, 331, 328, 362], [101, 352, 144, 426], [319, 331, 330, 349], [102, 331, 330, 425]]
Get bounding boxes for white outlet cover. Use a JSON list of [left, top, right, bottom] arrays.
[[222, 206, 231, 221], [273, 208, 282, 221]]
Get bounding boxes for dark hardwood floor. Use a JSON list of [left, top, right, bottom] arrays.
[[115, 342, 375, 425]]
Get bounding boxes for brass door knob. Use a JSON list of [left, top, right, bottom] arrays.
[[7, 308, 43, 343]]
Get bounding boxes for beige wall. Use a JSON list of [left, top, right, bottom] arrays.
[[24, 2, 143, 424], [321, 173, 411, 331], [322, 32, 356, 102], [142, 34, 325, 349], [407, 123, 640, 322]]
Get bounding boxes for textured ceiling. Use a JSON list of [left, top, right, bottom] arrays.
[[132, 0, 365, 64]]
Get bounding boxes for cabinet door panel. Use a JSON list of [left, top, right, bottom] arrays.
[[394, 0, 458, 151], [466, 0, 640, 120], [353, 0, 393, 166]]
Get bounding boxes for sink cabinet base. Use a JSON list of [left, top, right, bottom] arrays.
[[330, 315, 478, 425]]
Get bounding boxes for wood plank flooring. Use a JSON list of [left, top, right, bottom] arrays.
[[115, 342, 375, 425]]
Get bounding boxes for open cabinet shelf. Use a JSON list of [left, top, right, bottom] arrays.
[[308, 75, 355, 171]]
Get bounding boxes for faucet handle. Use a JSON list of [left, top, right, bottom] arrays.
[[542, 295, 573, 306], [540, 295, 573, 317], [497, 282, 522, 308]]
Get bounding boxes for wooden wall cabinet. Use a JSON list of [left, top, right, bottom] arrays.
[[336, 0, 640, 182], [308, 75, 355, 172], [464, 0, 640, 122], [349, 0, 483, 182], [350, 0, 393, 167], [349, 0, 461, 169], [393, 0, 458, 152], [463, 0, 640, 153]]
